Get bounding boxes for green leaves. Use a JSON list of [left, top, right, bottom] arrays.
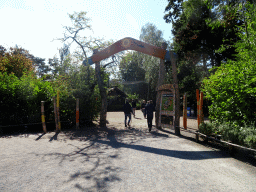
[[202, 2, 256, 126], [0, 72, 54, 125], [0, 47, 34, 78]]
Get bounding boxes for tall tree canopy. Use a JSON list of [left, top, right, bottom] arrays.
[[119, 23, 169, 100], [164, 0, 248, 68], [0, 46, 34, 77]]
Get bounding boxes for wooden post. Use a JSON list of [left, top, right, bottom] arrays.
[[200, 92, 204, 125], [76, 98, 79, 129], [156, 42, 167, 129], [196, 133, 199, 142], [196, 89, 200, 129], [53, 96, 58, 131], [94, 49, 107, 127], [41, 101, 47, 133], [57, 91, 61, 131], [183, 93, 187, 130]]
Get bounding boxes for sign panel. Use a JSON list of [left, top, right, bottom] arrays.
[[161, 94, 174, 111], [159, 91, 175, 129]]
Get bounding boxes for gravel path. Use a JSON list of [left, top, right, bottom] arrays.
[[1, 111, 255, 191]]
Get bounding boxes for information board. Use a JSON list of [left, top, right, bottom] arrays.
[[161, 94, 173, 111]]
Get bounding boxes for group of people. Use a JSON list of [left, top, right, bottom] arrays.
[[123, 99, 155, 132]]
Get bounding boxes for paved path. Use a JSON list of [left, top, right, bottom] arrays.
[[0, 111, 255, 191]]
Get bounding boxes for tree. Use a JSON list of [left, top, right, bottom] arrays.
[[163, 0, 251, 116], [58, 11, 121, 127], [118, 23, 171, 101], [164, 0, 184, 24], [0, 46, 34, 77], [119, 51, 147, 98], [0, 45, 6, 57], [48, 56, 60, 77], [201, 3, 256, 148], [33, 57, 50, 78], [120, 52, 145, 82], [202, 2, 256, 125], [140, 23, 165, 47]]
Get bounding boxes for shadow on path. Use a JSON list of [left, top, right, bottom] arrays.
[[158, 127, 256, 167], [35, 133, 46, 141], [49, 132, 59, 142], [94, 127, 228, 160]]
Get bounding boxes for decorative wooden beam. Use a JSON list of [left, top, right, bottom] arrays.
[[83, 37, 176, 66]]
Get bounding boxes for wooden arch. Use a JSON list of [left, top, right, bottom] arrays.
[[82, 37, 174, 66], [82, 37, 180, 135]]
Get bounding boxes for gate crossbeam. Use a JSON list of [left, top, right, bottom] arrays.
[[82, 37, 179, 134], [83, 37, 175, 66]]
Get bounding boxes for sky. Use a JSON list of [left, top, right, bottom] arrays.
[[0, 0, 173, 61]]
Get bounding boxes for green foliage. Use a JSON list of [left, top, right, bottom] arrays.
[[140, 23, 165, 47], [119, 23, 168, 101], [0, 10, 112, 133], [199, 122, 216, 136], [163, 0, 245, 111], [164, 0, 184, 24], [216, 121, 256, 149], [127, 93, 139, 100], [0, 47, 34, 77], [0, 62, 101, 131], [70, 65, 101, 124], [119, 52, 146, 82], [201, 2, 256, 148], [0, 72, 54, 127], [139, 23, 166, 101], [202, 2, 256, 125], [199, 121, 256, 149]]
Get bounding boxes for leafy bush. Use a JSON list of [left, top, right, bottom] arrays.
[[199, 120, 256, 149], [202, 3, 256, 126], [0, 72, 54, 132], [199, 122, 216, 136], [0, 69, 101, 133], [127, 93, 139, 100], [0, 47, 34, 77], [0, 46, 102, 133]]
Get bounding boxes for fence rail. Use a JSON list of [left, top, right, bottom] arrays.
[[178, 126, 256, 153]]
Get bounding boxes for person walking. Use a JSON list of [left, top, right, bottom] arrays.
[[131, 99, 136, 117], [145, 100, 155, 132], [141, 100, 146, 119], [123, 99, 133, 127]]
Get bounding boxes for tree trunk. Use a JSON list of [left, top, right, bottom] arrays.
[[171, 51, 180, 136], [94, 49, 107, 127]]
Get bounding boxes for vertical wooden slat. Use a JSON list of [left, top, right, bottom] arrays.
[[183, 93, 187, 130], [57, 91, 61, 131], [41, 101, 47, 133], [196, 89, 200, 129], [76, 98, 79, 129], [53, 96, 58, 131], [200, 92, 204, 125]]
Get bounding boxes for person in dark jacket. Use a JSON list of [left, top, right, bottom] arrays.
[[123, 99, 133, 127], [145, 100, 155, 132]]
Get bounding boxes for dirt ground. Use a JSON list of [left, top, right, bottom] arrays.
[[2, 111, 255, 192], [107, 110, 208, 130]]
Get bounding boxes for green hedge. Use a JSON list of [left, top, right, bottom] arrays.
[[199, 121, 256, 149]]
